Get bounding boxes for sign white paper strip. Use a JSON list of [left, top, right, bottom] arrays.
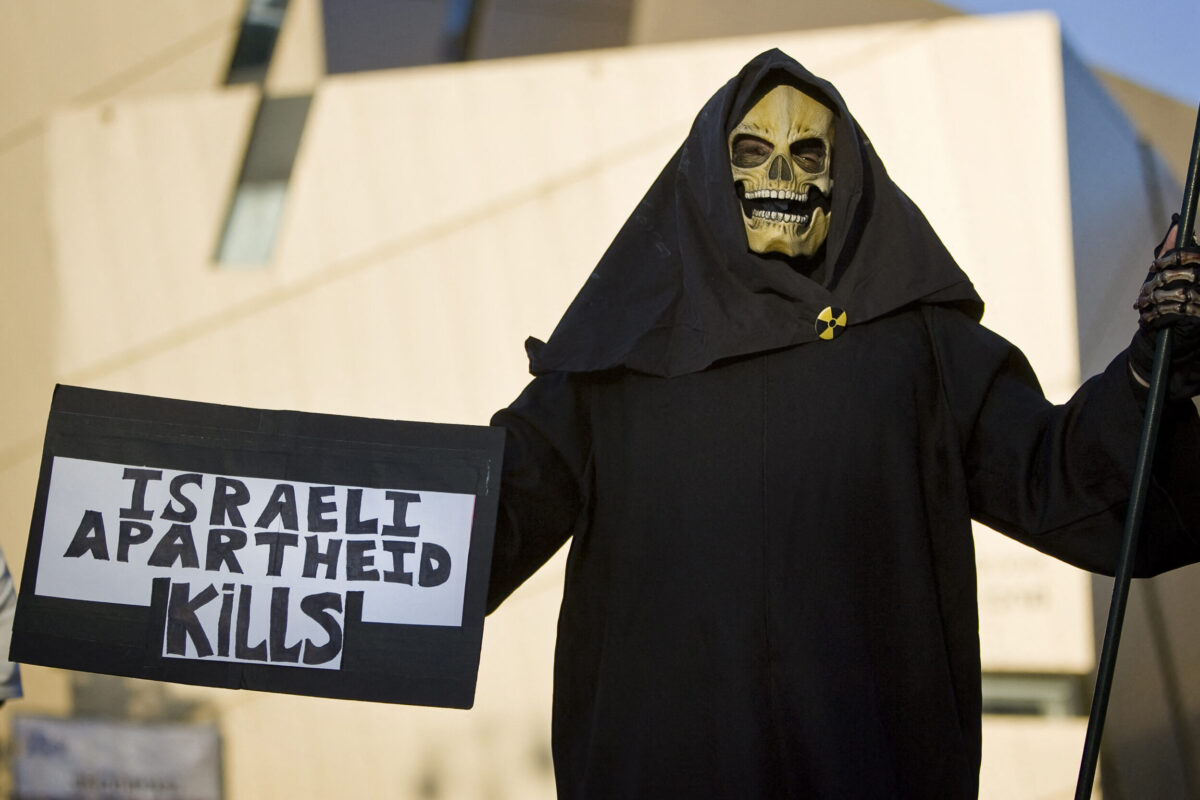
[[40, 456, 476, 670]]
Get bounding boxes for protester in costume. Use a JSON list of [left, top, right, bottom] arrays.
[[485, 50, 1200, 798]]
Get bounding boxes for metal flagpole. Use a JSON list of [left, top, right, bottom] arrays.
[[1074, 103, 1200, 800]]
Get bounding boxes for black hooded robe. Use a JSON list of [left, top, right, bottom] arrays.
[[484, 51, 1200, 799]]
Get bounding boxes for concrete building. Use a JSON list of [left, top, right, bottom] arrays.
[[2, 1, 1198, 797]]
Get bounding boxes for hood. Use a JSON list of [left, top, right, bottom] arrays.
[[527, 48, 983, 378]]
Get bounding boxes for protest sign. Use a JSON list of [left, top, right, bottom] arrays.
[[13, 386, 504, 708]]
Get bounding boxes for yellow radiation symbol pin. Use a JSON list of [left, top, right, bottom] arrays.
[[814, 306, 847, 340]]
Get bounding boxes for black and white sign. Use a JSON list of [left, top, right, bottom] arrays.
[[13, 386, 504, 708]]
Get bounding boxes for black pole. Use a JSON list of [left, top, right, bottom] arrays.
[[1074, 103, 1200, 800]]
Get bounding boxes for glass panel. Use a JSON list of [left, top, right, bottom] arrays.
[[227, 0, 290, 85], [216, 180, 288, 266]]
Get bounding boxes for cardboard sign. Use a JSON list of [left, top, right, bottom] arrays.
[[13, 386, 504, 708]]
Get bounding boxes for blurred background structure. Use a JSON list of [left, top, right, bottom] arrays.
[[2, 1, 1199, 797]]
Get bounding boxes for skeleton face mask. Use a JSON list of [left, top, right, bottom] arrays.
[[729, 84, 834, 258]]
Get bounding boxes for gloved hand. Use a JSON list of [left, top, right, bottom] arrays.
[[1129, 218, 1200, 400]]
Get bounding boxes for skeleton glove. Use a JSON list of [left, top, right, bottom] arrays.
[[1129, 220, 1200, 400]]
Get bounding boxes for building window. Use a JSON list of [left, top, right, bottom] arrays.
[[216, 0, 307, 268], [226, 0, 290, 85], [216, 94, 311, 267]]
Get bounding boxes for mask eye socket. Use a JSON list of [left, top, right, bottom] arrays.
[[791, 138, 827, 173], [731, 134, 773, 168]]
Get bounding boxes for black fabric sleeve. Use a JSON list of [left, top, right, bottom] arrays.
[[928, 306, 1200, 577], [486, 372, 590, 613]]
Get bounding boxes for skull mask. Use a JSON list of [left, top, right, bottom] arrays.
[[729, 84, 834, 258]]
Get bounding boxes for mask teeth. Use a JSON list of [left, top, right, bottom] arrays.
[[745, 189, 809, 202], [751, 209, 811, 224]]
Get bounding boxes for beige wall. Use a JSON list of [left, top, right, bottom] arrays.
[[3, 8, 1181, 797], [981, 717, 1098, 799], [266, 0, 327, 94], [1099, 70, 1197, 186], [0, 0, 242, 139]]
